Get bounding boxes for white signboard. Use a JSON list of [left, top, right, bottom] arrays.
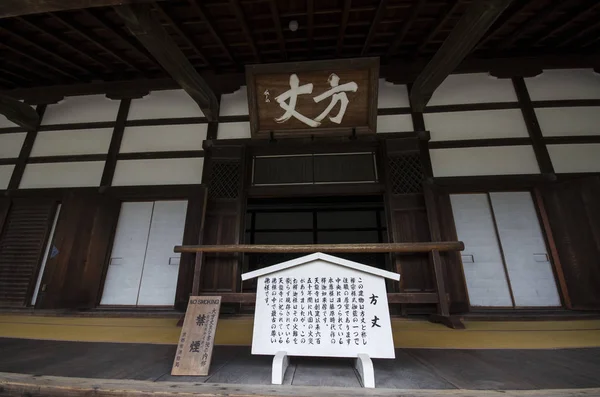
[[242, 253, 399, 359]]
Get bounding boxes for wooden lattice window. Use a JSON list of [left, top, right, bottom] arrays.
[[208, 160, 241, 200], [388, 153, 424, 194]]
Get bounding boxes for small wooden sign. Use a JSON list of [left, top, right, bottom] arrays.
[[246, 58, 379, 139], [171, 296, 221, 376]]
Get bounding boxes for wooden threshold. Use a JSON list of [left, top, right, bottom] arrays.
[[1, 372, 599, 397]]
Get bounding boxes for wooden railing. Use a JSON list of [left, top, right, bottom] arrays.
[[174, 242, 465, 329]]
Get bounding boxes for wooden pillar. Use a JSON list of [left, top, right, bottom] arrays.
[[423, 183, 465, 329]]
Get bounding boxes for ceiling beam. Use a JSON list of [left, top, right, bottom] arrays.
[[0, 25, 94, 77], [415, 0, 460, 56], [189, 0, 235, 66], [494, 2, 565, 50], [0, 0, 166, 19], [0, 94, 39, 130], [268, 0, 287, 61], [336, 0, 351, 57], [531, 3, 600, 46], [361, 0, 388, 56], [307, 0, 314, 58], [84, 9, 157, 68], [115, 3, 219, 120], [229, 0, 261, 63], [50, 12, 140, 72], [386, 0, 426, 59], [409, 0, 514, 112], [14, 16, 112, 71], [153, 3, 211, 67]]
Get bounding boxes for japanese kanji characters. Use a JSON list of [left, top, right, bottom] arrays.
[[273, 73, 358, 128]]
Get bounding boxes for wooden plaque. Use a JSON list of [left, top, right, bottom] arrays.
[[171, 296, 221, 376], [246, 58, 379, 138]]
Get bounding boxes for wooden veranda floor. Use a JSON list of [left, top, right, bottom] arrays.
[[1, 338, 600, 396]]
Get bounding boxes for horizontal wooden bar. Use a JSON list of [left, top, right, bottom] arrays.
[[176, 242, 464, 254], [205, 292, 443, 304]]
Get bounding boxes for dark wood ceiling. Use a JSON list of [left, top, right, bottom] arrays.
[[0, 0, 599, 91]]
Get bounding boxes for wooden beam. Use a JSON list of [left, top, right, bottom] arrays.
[[50, 13, 140, 72], [494, 2, 566, 50], [8, 104, 45, 189], [336, 0, 351, 57], [532, 3, 600, 46], [0, 41, 79, 81], [188, 0, 235, 65], [512, 77, 554, 175], [0, 26, 93, 77], [153, 3, 211, 67], [229, 0, 261, 63], [268, 0, 286, 61], [115, 3, 219, 121], [361, 0, 388, 56], [14, 16, 112, 71], [0, 94, 39, 131], [307, 0, 314, 57], [409, 0, 514, 111], [100, 98, 130, 187], [386, 0, 426, 59], [175, 242, 465, 254], [416, 0, 460, 56], [0, 0, 164, 18]]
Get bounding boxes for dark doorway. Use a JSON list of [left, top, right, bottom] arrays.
[[242, 195, 388, 292]]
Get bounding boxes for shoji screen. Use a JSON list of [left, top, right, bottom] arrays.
[[100, 200, 187, 306], [450, 194, 513, 307], [451, 192, 560, 308]]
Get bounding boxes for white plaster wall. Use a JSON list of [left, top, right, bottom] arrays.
[[431, 146, 540, 177], [376, 114, 414, 133], [378, 80, 410, 109], [112, 158, 204, 186], [548, 144, 600, 173], [425, 109, 528, 141], [525, 69, 600, 101], [217, 122, 251, 139], [30, 129, 113, 156], [20, 161, 105, 188], [220, 86, 249, 116], [120, 124, 207, 153], [428, 73, 518, 106], [0, 165, 14, 189], [128, 90, 203, 120], [42, 95, 120, 125], [535, 107, 600, 137], [0, 115, 16, 128], [0, 133, 26, 158]]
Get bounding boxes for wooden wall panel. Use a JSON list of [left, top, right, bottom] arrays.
[[37, 192, 120, 309], [200, 202, 240, 293], [0, 198, 9, 236], [541, 176, 600, 309]]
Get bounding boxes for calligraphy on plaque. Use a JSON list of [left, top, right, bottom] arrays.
[[246, 58, 379, 138], [171, 296, 221, 376], [241, 253, 399, 359]]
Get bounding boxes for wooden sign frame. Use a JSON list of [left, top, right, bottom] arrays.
[[171, 296, 221, 376], [246, 58, 379, 139]]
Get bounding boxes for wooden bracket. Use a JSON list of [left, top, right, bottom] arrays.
[[410, 0, 514, 111], [115, 3, 219, 121], [430, 314, 465, 329], [0, 94, 39, 131]]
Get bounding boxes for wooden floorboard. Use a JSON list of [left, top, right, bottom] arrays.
[[2, 372, 600, 397], [0, 338, 600, 391], [373, 350, 457, 389], [405, 349, 538, 390], [291, 357, 361, 387]]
